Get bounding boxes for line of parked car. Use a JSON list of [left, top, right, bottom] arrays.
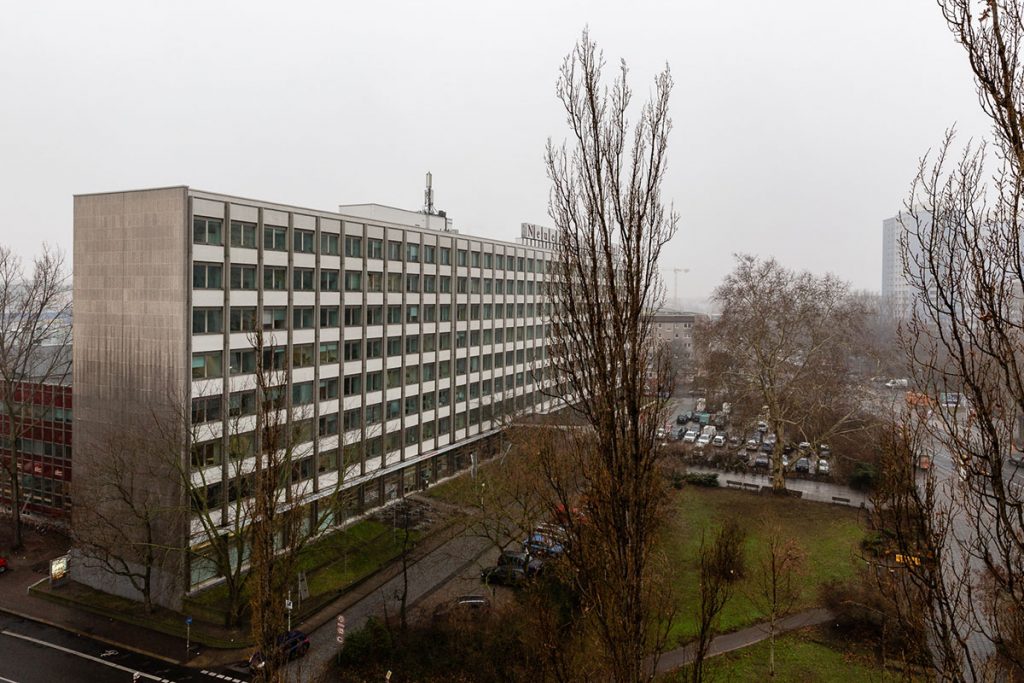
[[480, 522, 567, 588]]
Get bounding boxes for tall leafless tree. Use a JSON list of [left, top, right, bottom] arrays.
[[0, 244, 71, 549], [690, 519, 745, 683], [544, 29, 679, 682], [697, 255, 865, 490], [892, 2, 1024, 678], [750, 528, 804, 678]]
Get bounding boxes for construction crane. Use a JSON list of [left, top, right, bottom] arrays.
[[672, 267, 689, 310]]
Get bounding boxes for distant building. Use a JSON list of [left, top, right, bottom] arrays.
[[0, 378, 73, 522], [652, 311, 705, 385]]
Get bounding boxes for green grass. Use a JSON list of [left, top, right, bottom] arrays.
[[188, 519, 420, 618], [660, 626, 919, 682], [663, 487, 865, 642]]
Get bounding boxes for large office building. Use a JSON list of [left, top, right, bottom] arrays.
[[882, 212, 929, 320], [73, 186, 562, 605]]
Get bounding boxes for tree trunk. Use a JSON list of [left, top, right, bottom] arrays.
[[10, 467, 22, 550]]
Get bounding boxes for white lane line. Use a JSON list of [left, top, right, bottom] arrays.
[[0, 675, 22, 683], [201, 669, 246, 683], [0, 630, 173, 682]]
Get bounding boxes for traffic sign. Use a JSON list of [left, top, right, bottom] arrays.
[[185, 616, 192, 626], [285, 599, 293, 611], [336, 614, 346, 645]]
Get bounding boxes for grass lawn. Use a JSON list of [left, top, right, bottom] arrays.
[[660, 625, 921, 682], [188, 518, 421, 620], [663, 487, 866, 643]]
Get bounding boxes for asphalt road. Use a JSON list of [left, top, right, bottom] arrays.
[[0, 613, 249, 683]]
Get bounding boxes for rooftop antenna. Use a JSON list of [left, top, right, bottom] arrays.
[[424, 171, 434, 215]]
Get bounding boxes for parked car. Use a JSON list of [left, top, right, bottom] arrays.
[[248, 631, 311, 671], [885, 378, 910, 389], [683, 430, 699, 444], [524, 531, 565, 558], [697, 434, 712, 447], [745, 439, 760, 451], [498, 549, 545, 576], [782, 443, 795, 455], [794, 457, 811, 474], [817, 458, 831, 475], [434, 594, 492, 621], [676, 412, 691, 425], [798, 441, 812, 452], [781, 454, 790, 469], [0, 557, 7, 574], [760, 441, 774, 454], [481, 564, 528, 587], [819, 444, 831, 456], [712, 434, 726, 447], [728, 435, 741, 447], [752, 455, 770, 470]]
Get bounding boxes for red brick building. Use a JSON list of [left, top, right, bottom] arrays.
[[0, 381, 73, 521]]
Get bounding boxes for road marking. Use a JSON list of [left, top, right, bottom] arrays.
[[0, 630, 173, 682], [201, 669, 247, 683], [0, 675, 22, 683]]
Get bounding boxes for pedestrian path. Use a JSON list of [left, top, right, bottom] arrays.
[[684, 465, 871, 508], [653, 607, 835, 674]]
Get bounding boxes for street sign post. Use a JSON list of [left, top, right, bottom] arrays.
[[185, 616, 192, 656], [286, 591, 293, 631], [336, 614, 346, 645]]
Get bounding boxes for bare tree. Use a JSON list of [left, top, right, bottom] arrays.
[[750, 527, 805, 678], [889, 2, 1024, 677], [697, 255, 865, 490], [0, 244, 71, 549], [73, 426, 179, 613], [690, 519, 745, 683], [544, 29, 678, 682]]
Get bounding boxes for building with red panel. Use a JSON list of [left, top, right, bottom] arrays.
[[0, 380, 73, 522]]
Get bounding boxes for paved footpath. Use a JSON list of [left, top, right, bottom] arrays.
[[653, 607, 835, 674], [684, 465, 871, 508]]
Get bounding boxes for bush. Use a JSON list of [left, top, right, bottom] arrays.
[[682, 473, 720, 488], [849, 463, 877, 491]]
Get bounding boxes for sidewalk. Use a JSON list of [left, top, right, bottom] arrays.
[[683, 465, 871, 508], [654, 607, 835, 674], [0, 497, 476, 670]]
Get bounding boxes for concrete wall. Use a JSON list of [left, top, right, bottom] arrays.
[[72, 187, 190, 609]]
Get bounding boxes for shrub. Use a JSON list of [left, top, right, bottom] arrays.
[[849, 463, 877, 491], [682, 472, 720, 487]]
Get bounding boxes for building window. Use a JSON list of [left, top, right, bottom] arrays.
[[319, 412, 339, 436], [366, 305, 383, 325], [191, 440, 223, 468], [405, 274, 419, 293], [321, 232, 340, 256], [264, 266, 287, 290], [405, 335, 420, 354], [423, 245, 436, 264], [319, 378, 340, 401], [262, 307, 287, 330], [292, 382, 314, 405], [229, 349, 257, 375], [294, 229, 315, 253], [230, 220, 257, 248], [230, 264, 256, 290], [192, 395, 222, 423], [343, 272, 361, 292], [366, 338, 383, 358], [343, 408, 362, 431], [294, 268, 315, 291], [293, 307, 314, 329], [344, 236, 363, 258], [387, 273, 403, 293], [193, 262, 223, 289], [230, 307, 257, 332], [406, 243, 420, 263], [263, 347, 287, 370], [439, 276, 451, 293], [344, 306, 362, 327], [387, 336, 402, 357], [387, 240, 403, 261], [387, 305, 402, 325], [366, 370, 383, 391], [457, 249, 467, 267], [229, 390, 256, 417], [320, 306, 340, 328], [367, 238, 383, 259], [193, 307, 223, 334], [366, 272, 383, 292], [343, 374, 362, 396], [343, 339, 362, 362], [192, 351, 223, 380], [406, 305, 420, 323], [320, 341, 339, 364], [321, 269, 340, 291], [193, 216, 223, 245], [264, 225, 287, 251], [423, 275, 435, 293], [293, 343, 315, 368]]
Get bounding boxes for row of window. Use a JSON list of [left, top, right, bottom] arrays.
[[194, 303, 549, 335], [195, 262, 546, 296], [190, 390, 547, 471], [193, 216, 549, 273], [192, 341, 547, 381]]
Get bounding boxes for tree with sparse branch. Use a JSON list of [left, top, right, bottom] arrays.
[[690, 519, 745, 683], [0, 244, 71, 549], [696, 255, 865, 490], [73, 426, 180, 613], [749, 527, 804, 678], [544, 29, 679, 682], [891, 2, 1024, 677]]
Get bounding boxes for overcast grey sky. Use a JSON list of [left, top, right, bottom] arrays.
[[0, 1, 989, 302]]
